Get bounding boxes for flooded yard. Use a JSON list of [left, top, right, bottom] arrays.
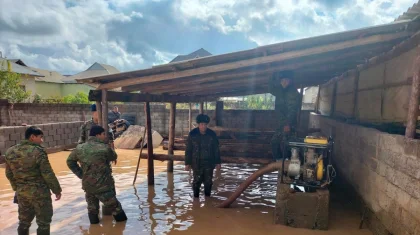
[[0, 148, 371, 235]]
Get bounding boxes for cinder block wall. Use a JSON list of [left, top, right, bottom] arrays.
[[309, 113, 420, 235], [0, 122, 83, 155]]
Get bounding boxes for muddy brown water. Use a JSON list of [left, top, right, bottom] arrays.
[[0, 148, 371, 235]]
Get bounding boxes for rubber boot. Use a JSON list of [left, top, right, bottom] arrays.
[[204, 184, 212, 197], [88, 213, 100, 224], [193, 187, 199, 198], [36, 227, 50, 235], [113, 210, 128, 222], [102, 204, 113, 216], [17, 227, 29, 235]]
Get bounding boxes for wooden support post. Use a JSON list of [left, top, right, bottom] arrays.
[[188, 103, 192, 131], [315, 85, 321, 113], [405, 55, 420, 138], [133, 126, 147, 185], [167, 102, 176, 172], [199, 102, 204, 114], [216, 101, 224, 126], [96, 101, 102, 126], [205, 102, 208, 110], [296, 86, 304, 132], [330, 82, 337, 117], [101, 89, 109, 134], [352, 72, 360, 119], [145, 102, 154, 185]]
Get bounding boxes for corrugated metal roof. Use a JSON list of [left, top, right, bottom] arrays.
[[0, 58, 42, 76], [63, 62, 120, 83], [30, 67, 65, 83], [395, 1, 420, 21], [170, 48, 212, 63]]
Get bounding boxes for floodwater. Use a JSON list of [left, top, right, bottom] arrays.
[[0, 148, 372, 235]]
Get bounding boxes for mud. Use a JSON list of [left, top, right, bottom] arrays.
[[0, 148, 371, 235]]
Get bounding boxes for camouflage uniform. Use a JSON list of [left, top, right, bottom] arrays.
[[185, 128, 221, 196], [5, 140, 62, 235], [66, 136, 123, 216], [268, 78, 301, 160], [78, 119, 114, 144]]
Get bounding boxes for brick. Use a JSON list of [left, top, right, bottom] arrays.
[[379, 134, 404, 153], [408, 197, 420, 222], [5, 140, 16, 148], [57, 139, 64, 146], [394, 171, 410, 190], [396, 190, 411, 211], [378, 149, 398, 167], [53, 135, 61, 141], [401, 209, 418, 234], [406, 157, 420, 179], [406, 178, 420, 199]]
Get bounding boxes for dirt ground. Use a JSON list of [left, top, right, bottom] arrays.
[[0, 148, 372, 235]]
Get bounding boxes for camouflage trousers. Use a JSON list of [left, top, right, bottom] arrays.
[[193, 167, 214, 195], [85, 190, 123, 215], [17, 195, 53, 234]]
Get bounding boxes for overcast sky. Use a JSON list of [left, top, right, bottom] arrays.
[[0, 0, 417, 75]]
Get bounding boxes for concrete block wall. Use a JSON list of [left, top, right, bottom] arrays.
[[309, 113, 420, 235], [0, 103, 90, 126], [0, 122, 83, 155]]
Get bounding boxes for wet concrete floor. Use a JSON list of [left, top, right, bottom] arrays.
[[0, 148, 372, 235]]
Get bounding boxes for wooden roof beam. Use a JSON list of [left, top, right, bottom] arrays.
[[98, 32, 410, 90], [88, 90, 212, 103], [121, 42, 394, 92]]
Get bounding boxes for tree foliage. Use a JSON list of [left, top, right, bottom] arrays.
[[33, 92, 91, 104], [0, 60, 31, 103]]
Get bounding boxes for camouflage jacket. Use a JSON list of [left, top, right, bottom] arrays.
[[78, 119, 114, 144], [5, 140, 62, 198], [268, 78, 301, 129], [185, 128, 221, 170], [67, 136, 117, 194]]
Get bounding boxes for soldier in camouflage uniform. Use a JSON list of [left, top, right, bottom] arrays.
[[268, 71, 301, 160], [67, 126, 127, 224], [185, 114, 221, 198], [79, 104, 116, 215], [5, 126, 62, 235], [79, 104, 114, 147]]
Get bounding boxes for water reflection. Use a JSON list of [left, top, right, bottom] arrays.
[[0, 150, 372, 235]]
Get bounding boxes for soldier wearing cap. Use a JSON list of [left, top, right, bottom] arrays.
[[185, 114, 221, 198], [78, 104, 114, 148], [269, 70, 301, 160]]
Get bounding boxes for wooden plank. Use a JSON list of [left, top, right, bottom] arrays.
[[88, 90, 212, 103], [79, 20, 414, 85], [101, 90, 109, 137], [167, 102, 176, 172], [406, 54, 420, 138], [188, 103, 192, 131], [199, 102, 204, 114], [98, 33, 410, 89], [96, 101, 102, 126], [145, 102, 154, 185], [216, 101, 223, 126], [142, 75, 269, 94], [122, 44, 395, 92], [139, 153, 274, 165]]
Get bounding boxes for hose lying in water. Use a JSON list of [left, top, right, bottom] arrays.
[[217, 161, 289, 208]]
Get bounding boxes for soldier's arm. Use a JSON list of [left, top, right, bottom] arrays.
[[213, 136, 221, 165], [78, 124, 86, 144], [37, 149, 62, 195], [5, 162, 17, 191], [106, 147, 117, 162], [66, 150, 83, 179], [185, 135, 193, 165], [286, 90, 301, 127]]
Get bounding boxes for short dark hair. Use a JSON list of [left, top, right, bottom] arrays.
[[196, 114, 210, 124], [25, 126, 44, 139], [89, 125, 105, 136]]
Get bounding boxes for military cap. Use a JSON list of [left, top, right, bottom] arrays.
[[196, 114, 210, 124]]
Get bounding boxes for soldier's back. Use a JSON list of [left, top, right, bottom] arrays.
[[5, 142, 50, 198]]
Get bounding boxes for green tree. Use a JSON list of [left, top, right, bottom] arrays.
[[62, 92, 90, 104], [0, 60, 31, 103]]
